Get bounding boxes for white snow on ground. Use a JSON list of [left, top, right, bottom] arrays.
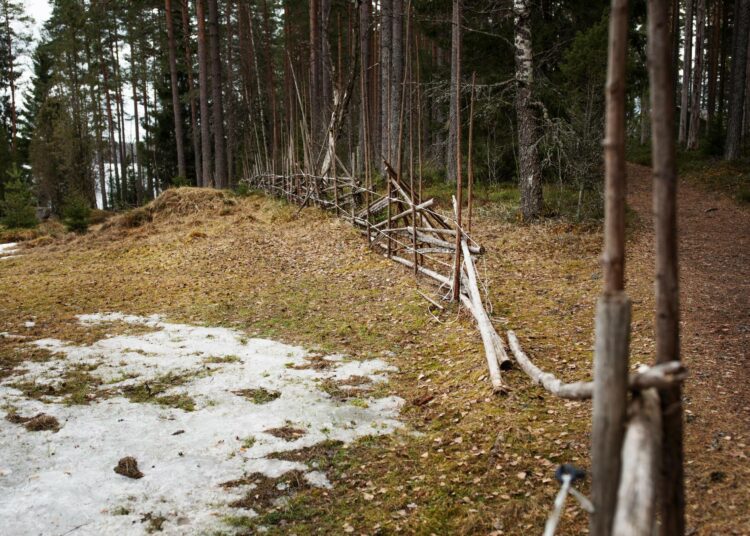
[[0, 313, 404, 535], [0, 242, 19, 260]]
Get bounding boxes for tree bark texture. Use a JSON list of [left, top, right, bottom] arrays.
[[725, 0, 750, 159], [688, 0, 705, 150], [196, 0, 213, 185], [513, 0, 542, 220], [165, 0, 187, 180], [679, 0, 694, 146], [207, 0, 227, 187]]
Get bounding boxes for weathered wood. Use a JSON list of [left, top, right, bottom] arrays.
[[459, 294, 506, 393], [507, 331, 686, 399], [371, 199, 434, 229], [591, 292, 631, 536], [507, 330, 594, 399], [388, 254, 451, 287], [356, 195, 390, 218], [460, 239, 507, 393], [612, 389, 662, 536]]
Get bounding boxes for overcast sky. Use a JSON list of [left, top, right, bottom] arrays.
[[24, 0, 52, 37], [14, 0, 52, 110]]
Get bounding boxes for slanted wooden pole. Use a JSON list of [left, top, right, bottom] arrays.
[[647, 0, 685, 533], [591, 0, 631, 534]]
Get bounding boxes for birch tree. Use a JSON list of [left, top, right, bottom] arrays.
[[513, 0, 542, 220]]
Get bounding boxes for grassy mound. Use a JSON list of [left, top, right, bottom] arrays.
[[104, 188, 237, 231]]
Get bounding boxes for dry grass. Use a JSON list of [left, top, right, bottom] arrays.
[[0, 184, 746, 534]]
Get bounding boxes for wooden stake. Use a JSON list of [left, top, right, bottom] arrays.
[[592, 293, 631, 536], [592, 2, 631, 533], [647, 0, 685, 533]]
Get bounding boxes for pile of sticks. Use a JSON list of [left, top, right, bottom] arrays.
[[249, 159, 511, 393]]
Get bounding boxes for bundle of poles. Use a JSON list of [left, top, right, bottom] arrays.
[[249, 156, 512, 394]]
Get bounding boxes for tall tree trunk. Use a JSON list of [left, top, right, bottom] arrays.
[[101, 54, 120, 203], [310, 0, 322, 152], [141, 69, 154, 198], [380, 0, 392, 172], [390, 0, 403, 171], [130, 38, 144, 204], [447, 0, 461, 182], [688, 0, 705, 149], [321, 0, 332, 124], [207, 0, 227, 187], [745, 34, 750, 142], [671, 0, 681, 108], [647, 0, 685, 533], [165, 0, 188, 180], [513, 0, 542, 220], [358, 0, 371, 174], [111, 28, 128, 202], [181, 0, 202, 186], [717, 0, 730, 120], [4, 5, 17, 155], [706, 0, 721, 128], [679, 0, 694, 146], [725, 0, 750, 159], [196, 0, 213, 185], [225, 0, 235, 184], [261, 0, 279, 168]]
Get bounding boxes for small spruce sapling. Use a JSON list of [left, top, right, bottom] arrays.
[[0, 165, 38, 229], [63, 195, 91, 233]]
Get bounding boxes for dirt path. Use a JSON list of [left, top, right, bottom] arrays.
[[626, 163, 750, 533]]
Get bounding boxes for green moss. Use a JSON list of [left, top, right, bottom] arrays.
[[122, 373, 196, 411], [10, 364, 102, 405]]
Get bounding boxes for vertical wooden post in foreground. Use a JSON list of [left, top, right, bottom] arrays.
[[451, 0, 463, 302], [591, 0, 631, 534], [647, 0, 685, 533]]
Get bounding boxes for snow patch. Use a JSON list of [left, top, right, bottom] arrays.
[[0, 242, 19, 260], [0, 313, 404, 535]]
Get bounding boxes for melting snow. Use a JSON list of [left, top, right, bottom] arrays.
[[0, 313, 404, 535]]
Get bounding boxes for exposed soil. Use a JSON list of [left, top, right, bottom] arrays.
[[626, 163, 750, 533], [290, 354, 337, 370], [223, 470, 311, 510], [6, 411, 61, 432], [265, 426, 307, 441], [114, 456, 144, 479]]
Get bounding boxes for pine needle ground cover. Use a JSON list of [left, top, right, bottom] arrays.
[[0, 180, 746, 534]]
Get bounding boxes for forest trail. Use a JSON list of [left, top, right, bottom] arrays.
[[626, 163, 750, 529]]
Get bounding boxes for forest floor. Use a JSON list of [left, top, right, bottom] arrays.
[[0, 164, 747, 535]]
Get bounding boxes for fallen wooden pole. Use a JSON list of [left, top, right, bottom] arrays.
[[460, 239, 509, 393], [507, 331, 686, 400]]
